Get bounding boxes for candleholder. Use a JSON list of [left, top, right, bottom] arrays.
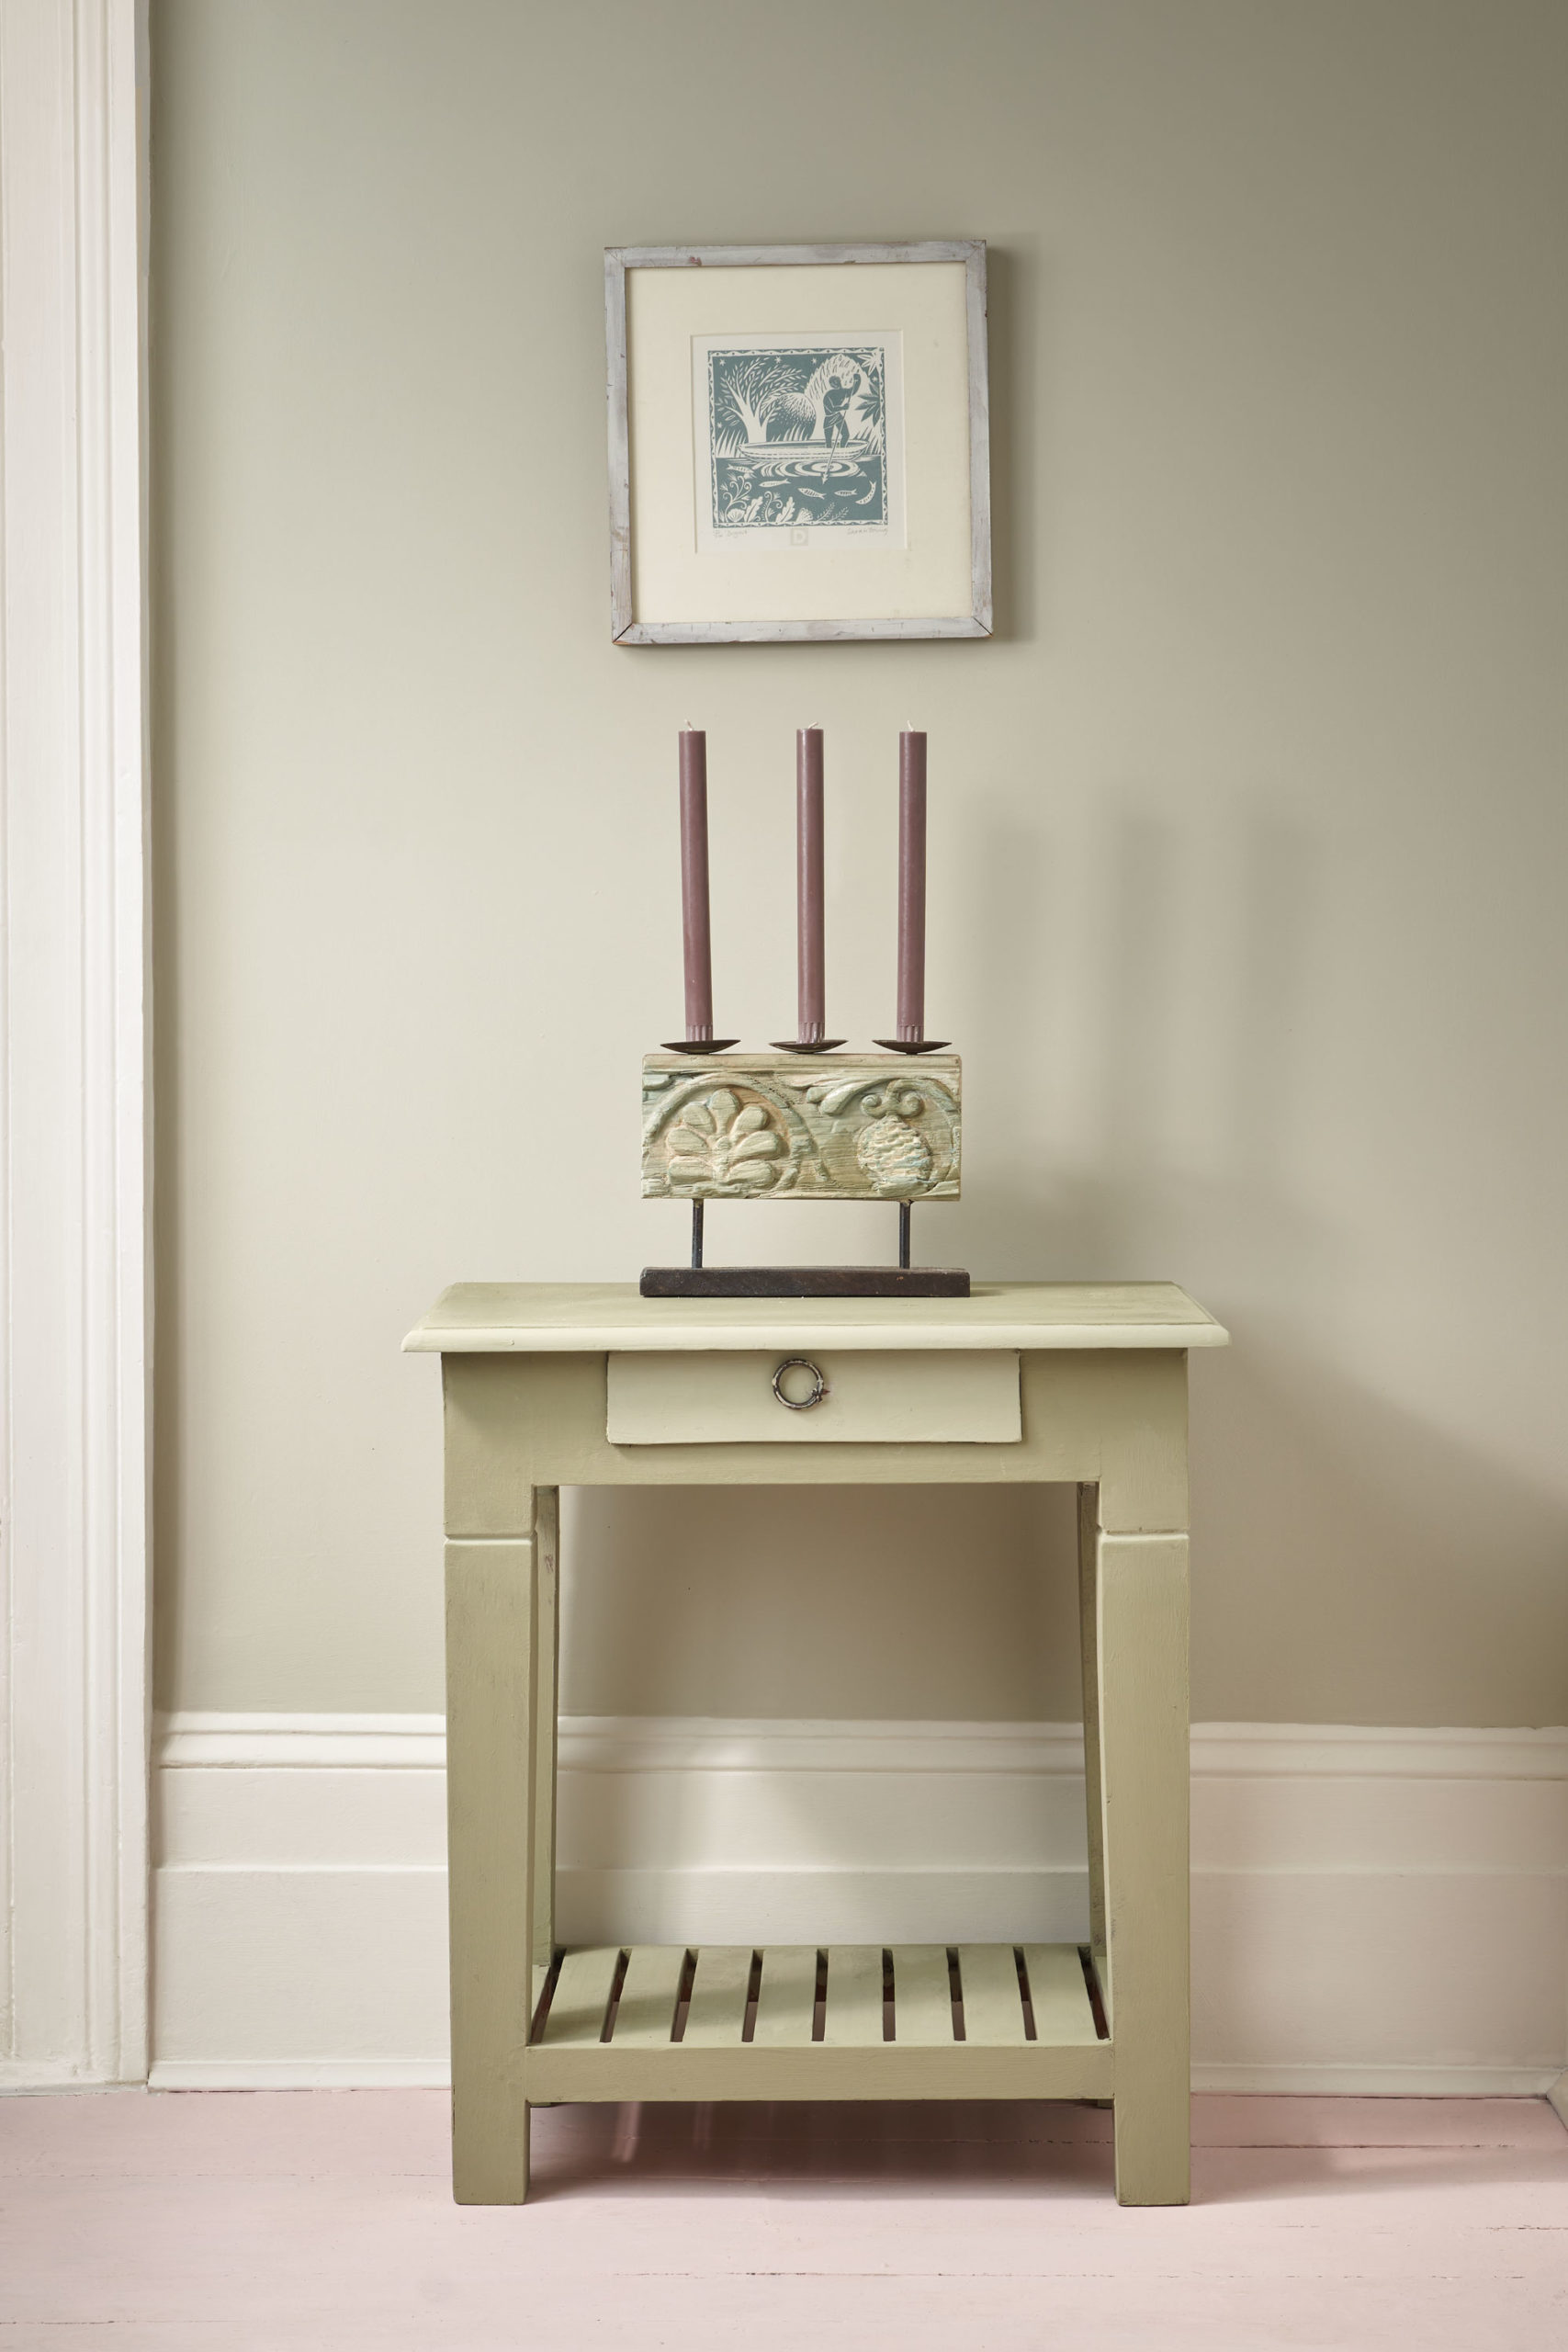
[[637, 1049, 970, 1299], [646, 723, 967, 1295]]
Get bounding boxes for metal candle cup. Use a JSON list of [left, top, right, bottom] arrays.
[[678, 728, 714, 1042], [897, 729, 927, 1042], [797, 726, 825, 1046]]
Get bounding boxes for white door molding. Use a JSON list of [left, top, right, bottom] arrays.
[[0, 0, 151, 2086]]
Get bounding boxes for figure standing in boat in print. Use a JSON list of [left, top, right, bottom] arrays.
[[704, 342, 891, 535]]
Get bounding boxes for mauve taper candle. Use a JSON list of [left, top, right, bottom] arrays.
[[797, 727, 825, 1044], [678, 729, 714, 1041], [897, 729, 928, 1041]]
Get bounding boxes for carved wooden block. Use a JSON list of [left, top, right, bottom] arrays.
[[642, 1052, 961, 1202]]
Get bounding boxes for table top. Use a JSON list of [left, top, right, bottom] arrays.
[[403, 1281, 1229, 1355]]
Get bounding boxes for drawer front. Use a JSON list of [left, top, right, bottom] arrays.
[[606, 1350, 1021, 1446]]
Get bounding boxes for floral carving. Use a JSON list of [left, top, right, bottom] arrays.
[[661, 1089, 785, 1193], [643, 1055, 960, 1203]]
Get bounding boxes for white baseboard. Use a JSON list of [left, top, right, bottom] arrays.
[[150, 1714, 1568, 2096], [147, 2060, 453, 2090]]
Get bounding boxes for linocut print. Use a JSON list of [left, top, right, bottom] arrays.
[[693, 332, 906, 551]]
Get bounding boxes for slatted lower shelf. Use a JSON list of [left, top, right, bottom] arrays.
[[523, 1942, 1112, 2104]]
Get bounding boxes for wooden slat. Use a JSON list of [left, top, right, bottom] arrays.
[[752, 1947, 818, 2047], [525, 2039, 1112, 2105], [1022, 1944, 1100, 2046], [888, 1945, 953, 2045], [683, 1947, 752, 2047], [956, 1944, 1028, 2045], [823, 1946, 886, 2048], [540, 1946, 621, 2046], [611, 1946, 686, 2047]]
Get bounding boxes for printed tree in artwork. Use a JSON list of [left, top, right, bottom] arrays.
[[854, 359, 885, 455], [712, 356, 796, 450]]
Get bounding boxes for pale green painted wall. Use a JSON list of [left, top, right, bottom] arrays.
[[152, 0, 1568, 1724]]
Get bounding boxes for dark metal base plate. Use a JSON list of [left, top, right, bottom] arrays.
[[640, 1265, 971, 1299]]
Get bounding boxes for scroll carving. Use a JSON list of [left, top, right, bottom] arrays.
[[642, 1052, 961, 1203]]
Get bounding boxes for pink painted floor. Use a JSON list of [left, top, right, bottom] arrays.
[[3, 2093, 1565, 2349]]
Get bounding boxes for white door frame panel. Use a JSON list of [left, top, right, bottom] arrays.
[[0, 0, 151, 2087]]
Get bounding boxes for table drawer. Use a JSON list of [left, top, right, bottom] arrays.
[[606, 1350, 1021, 1445]]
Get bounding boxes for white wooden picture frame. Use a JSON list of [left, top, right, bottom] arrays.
[[605, 242, 991, 645]]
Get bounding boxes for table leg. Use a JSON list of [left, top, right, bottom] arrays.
[[445, 1531, 536, 2203], [532, 1488, 560, 1978], [1083, 1500, 1191, 2206], [1077, 1486, 1108, 1995]]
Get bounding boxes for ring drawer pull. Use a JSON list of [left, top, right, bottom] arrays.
[[772, 1357, 829, 1411]]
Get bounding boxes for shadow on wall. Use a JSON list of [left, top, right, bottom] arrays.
[[570, 798, 1568, 1728], [1191, 1334, 1568, 1724], [956, 796, 1568, 1724], [981, 241, 1043, 646], [956, 796, 1331, 1286]]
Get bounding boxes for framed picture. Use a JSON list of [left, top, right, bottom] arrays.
[[605, 242, 991, 645]]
